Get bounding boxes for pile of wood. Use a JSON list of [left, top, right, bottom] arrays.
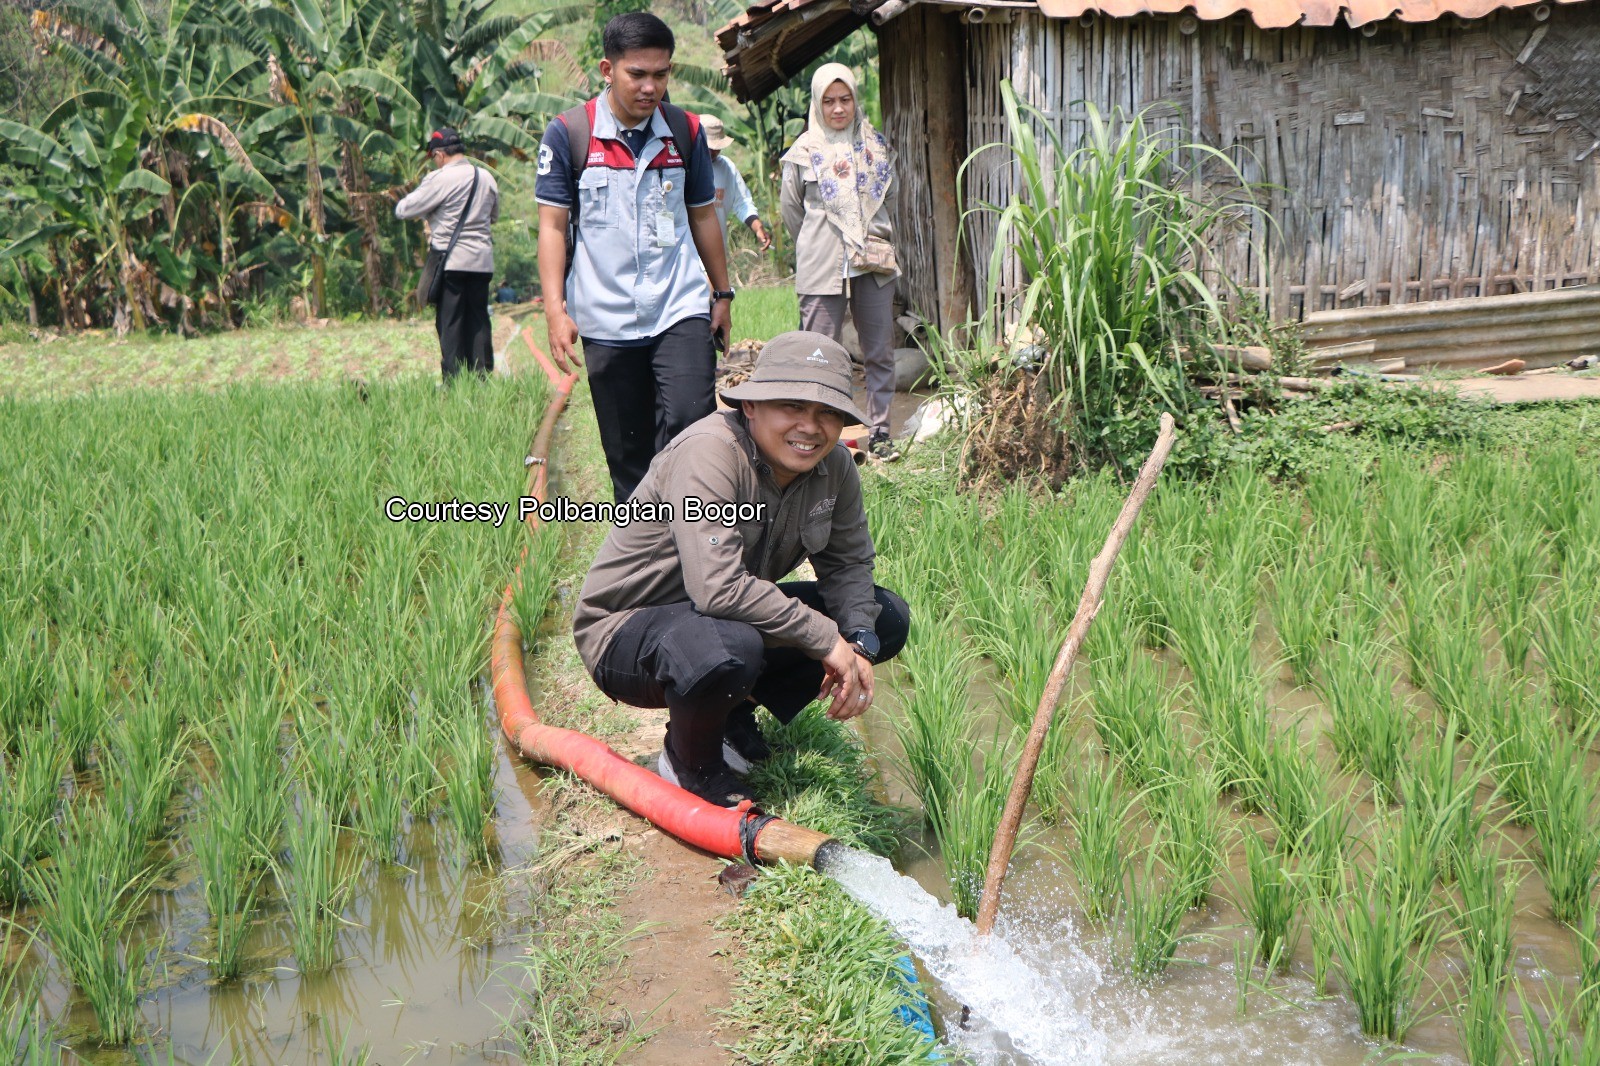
[[1301, 285, 1600, 373]]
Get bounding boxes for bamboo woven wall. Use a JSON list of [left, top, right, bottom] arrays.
[[955, 5, 1600, 321]]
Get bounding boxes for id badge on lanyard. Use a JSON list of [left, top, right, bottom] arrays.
[[654, 178, 677, 248]]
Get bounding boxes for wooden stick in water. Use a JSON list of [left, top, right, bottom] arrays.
[[973, 412, 1178, 937]]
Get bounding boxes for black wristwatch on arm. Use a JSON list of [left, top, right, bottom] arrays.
[[712, 289, 736, 302], [846, 629, 880, 664]]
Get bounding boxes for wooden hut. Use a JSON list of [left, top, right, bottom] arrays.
[[717, 0, 1600, 338]]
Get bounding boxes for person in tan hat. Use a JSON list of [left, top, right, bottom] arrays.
[[703, 116, 771, 252], [572, 330, 909, 807]]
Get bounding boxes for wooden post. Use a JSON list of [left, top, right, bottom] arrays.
[[972, 412, 1178, 937]]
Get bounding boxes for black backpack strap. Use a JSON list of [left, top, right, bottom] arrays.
[[660, 102, 698, 187]]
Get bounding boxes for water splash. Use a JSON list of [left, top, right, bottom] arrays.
[[818, 845, 1110, 1065]]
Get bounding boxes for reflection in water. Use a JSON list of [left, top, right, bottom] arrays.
[[20, 740, 550, 1064]]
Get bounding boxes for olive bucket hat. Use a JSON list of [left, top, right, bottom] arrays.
[[720, 331, 869, 427]]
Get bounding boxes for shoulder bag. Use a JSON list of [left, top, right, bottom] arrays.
[[415, 166, 481, 307]]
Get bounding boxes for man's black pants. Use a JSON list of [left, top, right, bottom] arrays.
[[582, 316, 715, 502], [436, 271, 493, 379], [590, 583, 910, 772]]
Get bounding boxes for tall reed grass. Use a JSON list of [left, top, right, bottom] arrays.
[[963, 85, 1250, 462]]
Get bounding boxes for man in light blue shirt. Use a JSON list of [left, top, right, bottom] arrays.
[[703, 116, 771, 252]]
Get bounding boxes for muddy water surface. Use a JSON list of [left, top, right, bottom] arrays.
[[23, 741, 551, 1065]]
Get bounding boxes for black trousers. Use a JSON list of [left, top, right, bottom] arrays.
[[582, 316, 715, 502], [590, 582, 911, 771], [436, 271, 493, 379]]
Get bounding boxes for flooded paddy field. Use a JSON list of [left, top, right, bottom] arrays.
[[857, 445, 1600, 1064], [0, 375, 573, 1062]]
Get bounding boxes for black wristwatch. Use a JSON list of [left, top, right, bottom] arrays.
[[847, 629, 880, 664], [711, 288, 736, 302]]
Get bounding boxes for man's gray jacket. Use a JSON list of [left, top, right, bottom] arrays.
[[573, 410, 880, 673], [394, 160, 500, 274]]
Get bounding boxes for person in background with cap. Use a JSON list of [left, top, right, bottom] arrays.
[[395, 128, 501, 379], [703, 116, 771, 253], [536, 12, 735, 503], [572, 330, 909, 807]]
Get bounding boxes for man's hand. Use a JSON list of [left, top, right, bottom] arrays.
[[710, 297, 732, 352], [547, 307, 581, 372], [818, 635, 874, 721], [751, 219, 772, 252]]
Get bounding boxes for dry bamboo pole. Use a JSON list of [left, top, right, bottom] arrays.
[[972, 412, 1178, 937]]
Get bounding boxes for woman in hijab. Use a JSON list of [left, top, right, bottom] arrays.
[[780, 63, 901, 461]]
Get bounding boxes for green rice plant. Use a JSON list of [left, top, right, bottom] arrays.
[[1150, 759, 1222, 910], [965, 88, 1249, 463], [22, 801, 155, 1045], [1416, 600, 1491, 728], [1528, 444, 1591, 563], [1087, 645, 1183, 793], [1437, 448, 1498, 552], [1481, 680, 1555, 827], [924, 734, 1013, 921], [1064, 758, 1132, 924], [967, 580, 1058, 731], [894, 626, 974, 826], [1537, 561, 1600, 731], [294, 703, 361, 823], [1296, 790, 1352, 903], [399, 720, 446, 816], [0, 733, 63, 905], [1393, 568, 1448, 690], [1451, 843, 1519, 1066], [1256, 729, 1330, 857], [0, 614, 50, 751], [50, 637, 104, 773], [441, 709, 498, 865], [1122, 535, 1179, 648], [509, 523, 565, 645], [1391, 768, 1463, 913], [1113, 833, 1195, 985], [1270, 542, 1345, 686], [1517, 980, 1600, 1066], [1370, 451, 1441, 585], [1315, 637, 1409, 804], [1313, 831, 1444, 1042], [1238, 826, 1299, 972], [1208, 695, 1274, 816], [1404, 722, 1489, 881], [188, 781, 268, 981], [1031, 711, 1081, 829], [102, 699, 188, 847], [1481, 513, 1546, 673], [277, 795, 360, 975], [353, 747, 408, 865], [0, 926, 57, 1065], [1526, 722, 1600, 925], [1574, 908, 1600, 1032]]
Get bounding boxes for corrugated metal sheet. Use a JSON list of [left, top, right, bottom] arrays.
[[716, 0, 866, 101], [1037, 0, 1592, 29]]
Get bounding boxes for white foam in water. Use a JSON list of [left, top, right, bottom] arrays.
[[819, 846, 1111, 1065]]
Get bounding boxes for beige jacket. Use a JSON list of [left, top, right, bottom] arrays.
[[572, 410, 880, 672], [394, 159, 500, 274], [780, 161, 898, 297]]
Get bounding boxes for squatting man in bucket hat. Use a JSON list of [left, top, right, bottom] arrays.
[[571, 331, 910, 807]]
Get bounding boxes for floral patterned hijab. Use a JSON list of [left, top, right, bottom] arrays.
[[781, 63, 892, 255]]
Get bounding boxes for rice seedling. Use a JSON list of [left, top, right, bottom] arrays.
[[1123, 535, 1181, 648], [1313, 831, 1444, 1042], [1526, 722, 1600, 925], [967, 579, 1058, 731], [1481, 513, 1546, 673], [294, 703, 361, 824], [0, 928, 57, 1066], [1315, 637, 1409, 804], [1481, 680, 1555, 827], [1391, 770, 1462, 913], [1437, 448, 1498, 552], [1517, 980, 1600, 1066], [1113, 833, 1196, 985], [1537, 561, 1600, 731], [1150, 759, 1222, 910], [1404, 722, 1489, 881], [1574, 909, 1600, 1031], [102, 699, 188, 847], [189, 780, 269, 981], [23, 800, 156, 1045], [1528, 444, 1591, 563], [1270, 542, 1344, 686], [1256, 729, 1331, 858], [50, 637, 104, 773], [894, 627, 974, 826], [441, 709, 498, 865], [1087, 645, 1183, 793], [0, 733, 63, 905], [1452, 843, 1519, 1066], [924, 733, 1013, 921], [277, 795, 360, 975], [0, 613, 50, 751], [1295, 790, 1352, 903], [1238, 826, 1299, 972], [1370, 451, 1441, 584], [354, 747, 409, 865], [1064, 758, 1132, 924]]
